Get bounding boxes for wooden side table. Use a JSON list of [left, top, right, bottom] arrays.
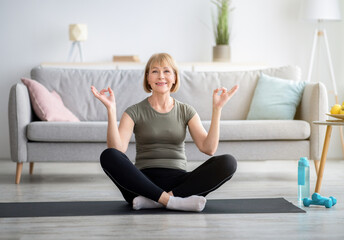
[[313, 120, 344, 193]]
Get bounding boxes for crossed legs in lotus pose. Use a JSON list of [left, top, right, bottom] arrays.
[[100, 148, 237, 212]]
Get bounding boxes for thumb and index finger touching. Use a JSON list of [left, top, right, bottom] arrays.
[[91, 85, 114, 97], [213, 84, 239, 96]]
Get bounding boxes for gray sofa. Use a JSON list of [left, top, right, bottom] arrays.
[[8, 65, 328, 183]]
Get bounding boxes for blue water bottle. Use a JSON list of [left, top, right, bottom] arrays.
[[298, 157, 310, 202]]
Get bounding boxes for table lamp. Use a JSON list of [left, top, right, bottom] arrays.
[[300, 0, 344, 164], [67, 24, 88, 62]]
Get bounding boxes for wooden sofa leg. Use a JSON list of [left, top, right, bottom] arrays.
[[29, 162, 34, 175], [314, 160, 320, 177], [15, 163, 23, 184]]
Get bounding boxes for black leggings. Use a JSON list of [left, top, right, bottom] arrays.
[[100, 148, 237, 204]]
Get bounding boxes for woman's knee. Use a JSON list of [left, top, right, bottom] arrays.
[[100, 148, 121, 169], [216, 154, 237, 176]]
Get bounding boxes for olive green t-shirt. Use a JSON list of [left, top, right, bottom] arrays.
[[125, 97, 196, 170]]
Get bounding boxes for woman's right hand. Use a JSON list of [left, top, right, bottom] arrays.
[[91, 86, 116, 111]]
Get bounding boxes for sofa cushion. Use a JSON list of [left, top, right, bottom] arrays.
[[185, 120, 310, 142], [21, 78, 80, 122], [174, 66, 301, 121], [30, 68, 149, 122], [30, 65, 301, 121], [27, 120, 310, 142], [27, 122, 119, 142], [246, 73, 306, 120]]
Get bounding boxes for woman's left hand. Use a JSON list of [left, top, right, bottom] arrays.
[[213, 85, 239, 110]]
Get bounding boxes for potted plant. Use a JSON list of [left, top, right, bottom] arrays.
[[212, 0, 233, 62]]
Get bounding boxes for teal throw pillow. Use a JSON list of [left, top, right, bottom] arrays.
[[246, 73, 306, 120]]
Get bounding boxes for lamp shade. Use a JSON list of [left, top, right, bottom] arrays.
[[69, 24, 88, 41], [301, 0, 341, 21]]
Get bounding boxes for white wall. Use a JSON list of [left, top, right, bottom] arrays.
[[1, 0, 343, 160]]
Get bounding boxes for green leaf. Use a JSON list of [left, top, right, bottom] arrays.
[[212, 0, 232, 45]]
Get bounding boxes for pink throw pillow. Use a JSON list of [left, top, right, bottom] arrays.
[[21, 78, 80, 122]]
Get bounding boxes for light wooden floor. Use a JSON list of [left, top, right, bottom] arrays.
[[0, 159, 344, 240]]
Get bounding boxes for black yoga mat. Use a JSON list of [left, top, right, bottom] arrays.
[[0, 198, 305, 218]]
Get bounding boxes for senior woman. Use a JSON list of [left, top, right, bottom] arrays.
[[91, 53, 239, 212]]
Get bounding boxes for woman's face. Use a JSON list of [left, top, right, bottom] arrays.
[[147, 63, 176, 94]]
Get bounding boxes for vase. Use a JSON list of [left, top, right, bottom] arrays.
[[212, 45, 231, 62]]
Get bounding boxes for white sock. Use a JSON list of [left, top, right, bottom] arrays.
[[166, 195, 207, 212], [132, 196, 164, 210]]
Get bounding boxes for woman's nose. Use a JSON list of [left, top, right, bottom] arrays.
[[159, 71, 165, 78]]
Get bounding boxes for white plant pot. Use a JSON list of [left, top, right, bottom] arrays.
[[213, 45, 231, 62]]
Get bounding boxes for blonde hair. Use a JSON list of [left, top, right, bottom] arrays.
[[143, 53, 180, 93]]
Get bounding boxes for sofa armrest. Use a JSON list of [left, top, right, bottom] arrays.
[[8, 83, 34, 163], [297, 82, 328, 161]]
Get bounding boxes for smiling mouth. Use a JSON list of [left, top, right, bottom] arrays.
[[156, 82, 167, 86]]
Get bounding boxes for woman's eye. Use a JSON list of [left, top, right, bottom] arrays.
[[152, 70, 158, 73], [164, 70, 170, 73]]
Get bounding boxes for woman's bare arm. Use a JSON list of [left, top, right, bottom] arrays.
[[91, 86, 134, 152], [188, 85, 239, 156]]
